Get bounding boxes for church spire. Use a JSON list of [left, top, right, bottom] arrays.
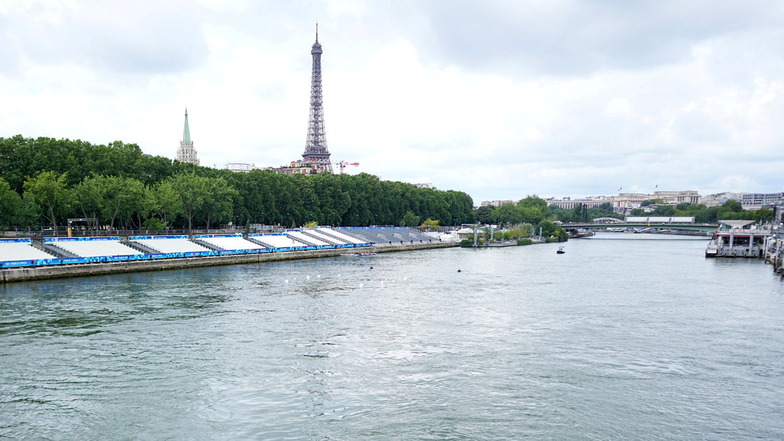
[[176, 108, 199, 165], [182, 108, 191, 144]]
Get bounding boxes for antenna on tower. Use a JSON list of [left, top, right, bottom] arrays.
[[315, 22, 319, 42]]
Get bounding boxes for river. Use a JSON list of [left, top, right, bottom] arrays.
[[2, 233, 783, 440]]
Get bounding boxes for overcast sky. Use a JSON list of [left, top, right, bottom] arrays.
[[2, 0, 783, 204]]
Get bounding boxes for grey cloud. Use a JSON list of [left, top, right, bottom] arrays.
[[7, 1, 209, 75], [413, 0, 784, 76], [670, 110, 729, 145]]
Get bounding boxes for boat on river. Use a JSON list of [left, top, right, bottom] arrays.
[[705, 220, 770, 258], [557, 246, 565, 254]]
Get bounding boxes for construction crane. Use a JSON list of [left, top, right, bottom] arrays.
[[331, 161, 359, 174]]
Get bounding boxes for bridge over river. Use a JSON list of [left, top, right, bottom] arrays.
[[563, 222, 718, 234]]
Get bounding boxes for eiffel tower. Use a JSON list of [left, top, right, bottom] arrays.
[[302, 24, 332, 172]]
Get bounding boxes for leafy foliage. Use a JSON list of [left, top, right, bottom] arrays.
[[0, 136, 475, 230]]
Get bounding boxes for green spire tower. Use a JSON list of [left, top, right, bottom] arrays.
[[176, 109, 199, 165]]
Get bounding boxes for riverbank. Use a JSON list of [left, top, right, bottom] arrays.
[[0, 241, 457, 284]]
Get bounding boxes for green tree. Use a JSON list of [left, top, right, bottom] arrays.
[[23, 171, 72, 231], [722, 199, 743, 213], [170, 173, 209, 232], [495, 203, 522, 226], [518, 195, 548, 211], [475, 205, 495, 224], [0, 178, 22, 228], [199, 177, 238, 228], [72, 175, 104, 222], [536, 219, 567, 242], [502, 224, 532, 240], [422, 218, 440, 230], [2, 135, 478, 229], [16, 193, 41, 228], [399, 210, 421, 227], [146, 180, 184, 228], [78, 175, 146, 229], [520, 205, 546, 225], [571, 203, 589, 222], [749, 208, 774, 223], [651, 205, 676, 216], [587, 202, 620, 220]]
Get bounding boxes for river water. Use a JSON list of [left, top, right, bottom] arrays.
[[2, 233, 784, 440]]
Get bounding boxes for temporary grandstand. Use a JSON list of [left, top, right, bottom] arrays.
[[298, 228, 344, 246], [1, 227, 438, 270], [249, 233, 310, 250], [313, 227, 369, 245], [0, 239, 57, 262], [285, 230, 331, 247], [195, 234, 269, 251], [44, 237, 143, 258], [338, 227, 438, 246], [130, 236, 212, 254]]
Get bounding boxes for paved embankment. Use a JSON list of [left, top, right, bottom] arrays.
[[0, 242, 457, 284]]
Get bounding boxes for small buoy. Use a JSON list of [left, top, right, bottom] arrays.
[[457, 269, 462, 273], [370, 266, 374, 270]]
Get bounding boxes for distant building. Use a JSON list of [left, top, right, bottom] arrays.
[[480, 200, 516, 207], [699, 192, 745, 207], [175, 109, 200, 165], [272, 161, 325, 175], [223, 163, 267, 173], [741, 192, 784, 210], [652, 190, 700, 205], [546, 197, 609, 210], [608, 193, 650, 212]]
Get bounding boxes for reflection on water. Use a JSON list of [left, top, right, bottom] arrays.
[[2, 239, 784, 440]]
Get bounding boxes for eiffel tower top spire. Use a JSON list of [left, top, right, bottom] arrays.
[[302, 24, 331, 172]]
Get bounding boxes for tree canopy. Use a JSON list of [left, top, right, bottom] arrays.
[[0, 136, 475, 230]]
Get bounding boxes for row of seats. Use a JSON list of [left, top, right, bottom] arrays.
[[0, 240, 57, 261], [46, 237, 142, 258], [0, 228, 438, 268], [195, 235, 267, 251], [286, 230, 331, 246], [133, 237, 210, 254], [249, 234, 307, 249], [318, 228, 368, 245], [337, 227, 439, 245]]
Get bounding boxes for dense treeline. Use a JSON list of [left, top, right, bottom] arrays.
[[0, 136, 475, 230], [478, 198, 774, 226]]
